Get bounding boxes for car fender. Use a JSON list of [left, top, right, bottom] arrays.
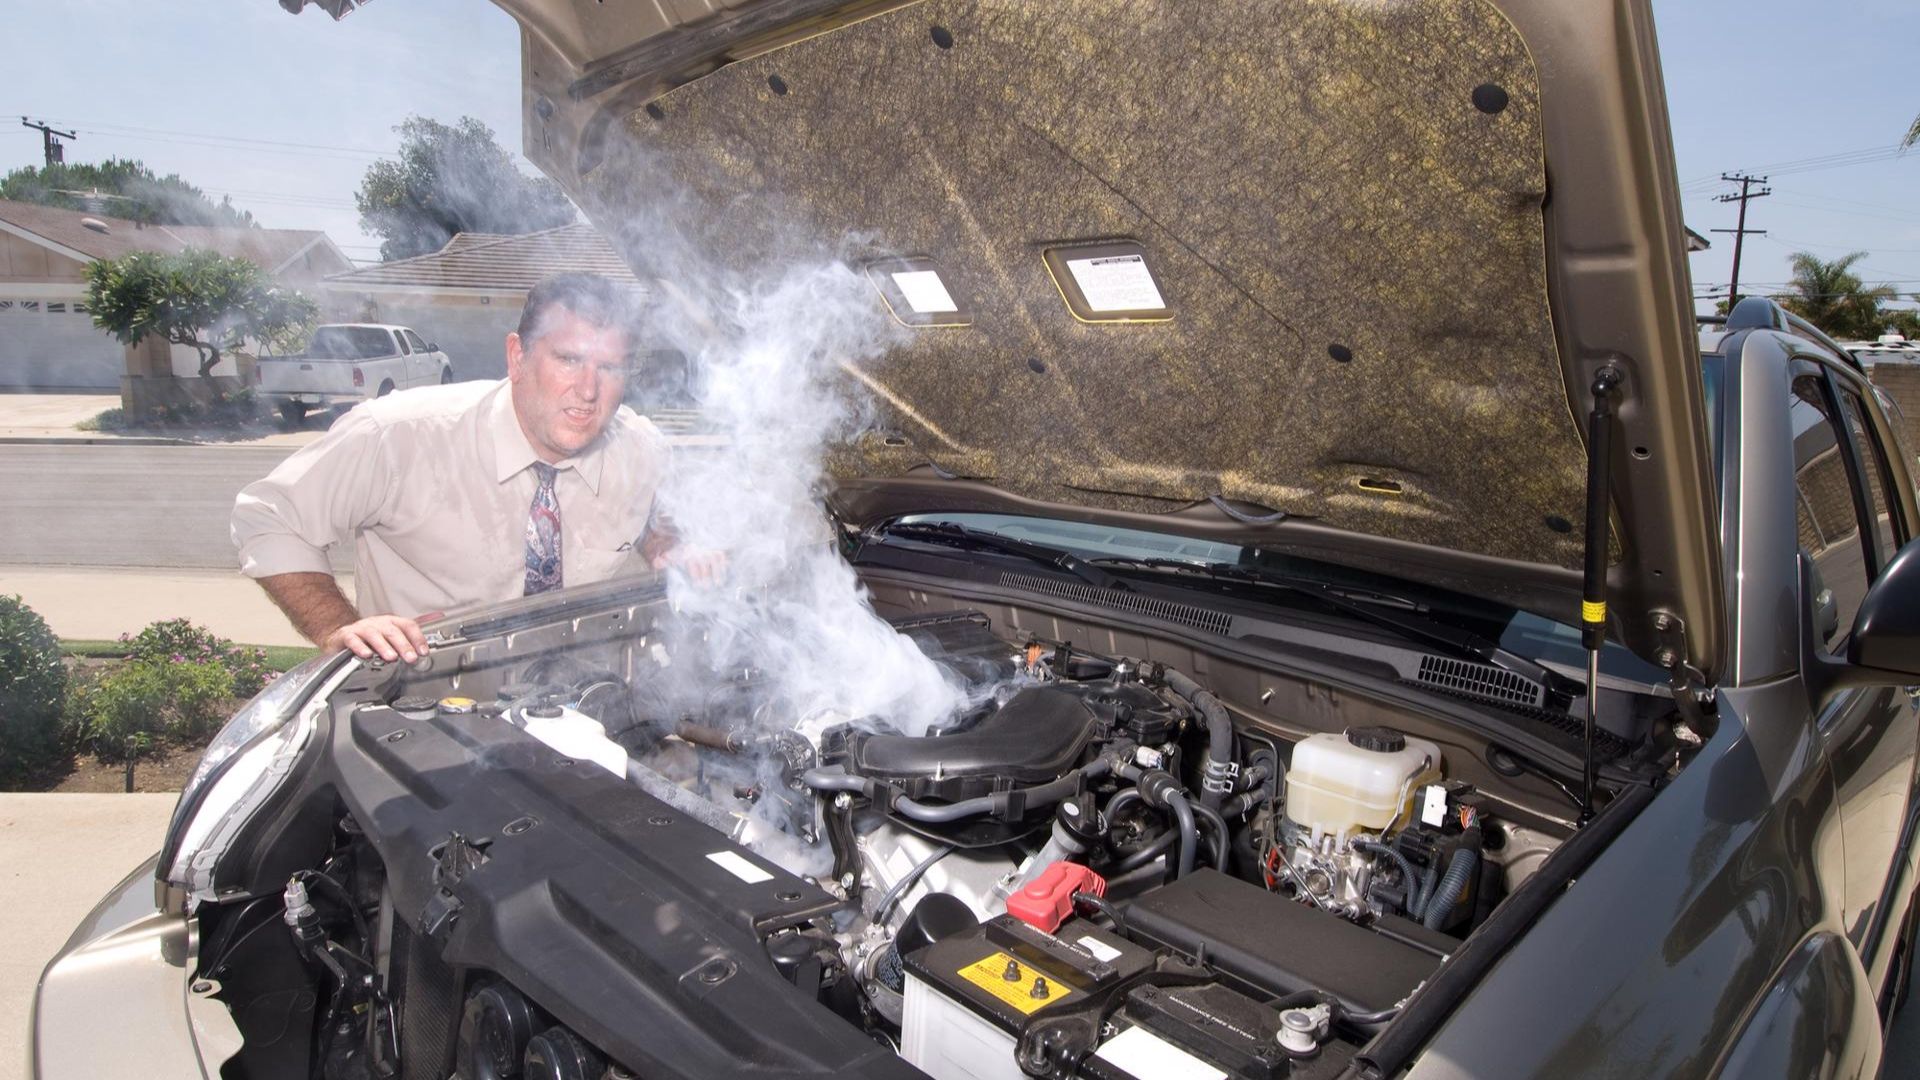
[[1710, 930, 1880, 1080]]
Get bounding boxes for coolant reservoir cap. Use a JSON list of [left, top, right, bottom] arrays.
[[392, 696, 438, 719], [437, 696, 478, 715], [1346, 726, 1407, 753]]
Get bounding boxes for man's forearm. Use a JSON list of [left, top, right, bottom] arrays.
[[257, 572, 359, 648]]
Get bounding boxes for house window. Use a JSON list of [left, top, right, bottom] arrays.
[[46, 302, 65, 314], [0, 301, 13, 312], [19, 301, 39, 313]]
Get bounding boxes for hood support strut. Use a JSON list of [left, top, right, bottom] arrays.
[[1578, 368, 1622, 826]]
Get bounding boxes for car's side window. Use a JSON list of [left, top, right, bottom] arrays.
[[1790, 376, 1873, 647], [1837, 388, 1906, 568], [392, 331, 410, 355], [404, 330, 430, 353]]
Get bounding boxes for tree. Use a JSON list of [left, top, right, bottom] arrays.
[[0, 158, 255, 227], [1774, 251, 1897, 341], [355, 116, 576, 261], [85, 249, 317, 377], [1906, 114, 1919, 149]]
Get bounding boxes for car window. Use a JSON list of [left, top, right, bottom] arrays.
[[1838, 388, 1906, 567], [1791, 376, 1873, 648], [404, 330, 430, 353], [305, 326, 400, 360], [394, 332, 411, 355]]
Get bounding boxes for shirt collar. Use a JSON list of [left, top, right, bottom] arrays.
[[486, 381, 607, 494]]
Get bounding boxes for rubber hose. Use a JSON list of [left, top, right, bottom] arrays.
[[1354, 840, 1426, 920], [1191, 801, 1230, 870], [1422, 846, 1480, 930], [800, 767, 865, 793], [1163, 669, 1234, 809], [890, 760, 1113, 823], [1103, 788, 1145, 826], [1165, 790, 1199, 879]]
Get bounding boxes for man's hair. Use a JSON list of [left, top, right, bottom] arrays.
[[516, 273, 641, 351]]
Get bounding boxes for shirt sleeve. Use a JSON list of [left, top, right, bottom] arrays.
[[231, 408, 399, 579]]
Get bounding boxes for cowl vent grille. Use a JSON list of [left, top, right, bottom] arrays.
[[1415, 655, 1545, 709], [998, 573, 1234, 636]]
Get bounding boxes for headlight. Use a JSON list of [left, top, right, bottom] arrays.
[[159, 652, 351, 905]]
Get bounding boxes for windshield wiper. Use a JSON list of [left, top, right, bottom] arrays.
[[1091, 557, 1568, 693], [875, 522, 1134, 592]]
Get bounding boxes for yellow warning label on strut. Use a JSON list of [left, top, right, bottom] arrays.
[[1582, 599, 1607, 624], [956, 951, 1075, 1015]]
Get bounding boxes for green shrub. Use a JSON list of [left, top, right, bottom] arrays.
[[0, 596, 69, 786], [123, 617, 274, 697], [78, 659, 234, 761]]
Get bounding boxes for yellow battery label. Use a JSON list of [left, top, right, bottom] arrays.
[[956, 951, 1074, 1015]]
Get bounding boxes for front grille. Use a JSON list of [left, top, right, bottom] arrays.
[[998, 572, 1234, 635], [1415, 654, 1546, 709]]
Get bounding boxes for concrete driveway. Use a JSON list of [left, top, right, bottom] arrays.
[[1, 794, 175, 1080]]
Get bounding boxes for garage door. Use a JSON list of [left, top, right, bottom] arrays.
[[0, 299, 124, 389]]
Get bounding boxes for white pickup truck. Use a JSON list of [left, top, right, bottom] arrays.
[[256, 324, 454, 425]]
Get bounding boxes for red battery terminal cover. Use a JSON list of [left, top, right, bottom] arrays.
[[1007, 862, 1107, 933]]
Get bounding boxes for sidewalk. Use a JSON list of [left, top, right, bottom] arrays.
[[0, 566, 350, 646], [0, 391, 322, 448]]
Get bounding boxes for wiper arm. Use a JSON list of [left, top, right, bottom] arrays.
[[1093, 558, 1566, 693], [877, 522, 1134, 592]]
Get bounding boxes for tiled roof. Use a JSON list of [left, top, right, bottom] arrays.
[[0, 198, 336, 272], [322, 223, 638, 292]]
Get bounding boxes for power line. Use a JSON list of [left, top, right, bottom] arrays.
[[20, 116, 392, 158], [1679, 142, 1915, 191]]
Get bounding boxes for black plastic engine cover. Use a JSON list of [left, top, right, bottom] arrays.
[[848, 686, 1102, 800]]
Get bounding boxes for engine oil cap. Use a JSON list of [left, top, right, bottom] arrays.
[[1346, 726, 1407, 753], [392, 696, 438, 720], [438, 696, 478, 715]]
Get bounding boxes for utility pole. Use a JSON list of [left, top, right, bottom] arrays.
[[1712, 173, 1770, 311], [19, 117, 77, 168]]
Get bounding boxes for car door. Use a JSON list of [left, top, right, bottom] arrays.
[[1798, 359, 1920, 996], [402, 329, 437, 385], [386, 329, 418, 388]]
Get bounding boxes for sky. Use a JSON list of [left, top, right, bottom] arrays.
[[4, 0, 1918, 313]]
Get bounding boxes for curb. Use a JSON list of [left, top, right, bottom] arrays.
[[0, 435, 199, 447]]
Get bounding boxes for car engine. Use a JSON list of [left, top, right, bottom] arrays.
[[196, 607, 1566, 1080]]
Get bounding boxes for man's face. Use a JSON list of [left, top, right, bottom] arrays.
[[506, 306, 631, 463]]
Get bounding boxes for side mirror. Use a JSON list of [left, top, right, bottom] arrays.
[[428, 343, 439, 353], [1807, 540, 1920, 706], [1849, 540, 1920, 676]]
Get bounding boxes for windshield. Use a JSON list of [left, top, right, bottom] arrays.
[[892, 512, 1665, 682], [304, 326, 396, 360]]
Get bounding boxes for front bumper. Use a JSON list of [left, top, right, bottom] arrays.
[[29, 856, 240, 1080]]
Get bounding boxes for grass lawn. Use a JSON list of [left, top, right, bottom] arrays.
[[60, 638, 319, 672]]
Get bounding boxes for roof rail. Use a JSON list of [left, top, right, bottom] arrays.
[[1723, 296, 1862, 372]]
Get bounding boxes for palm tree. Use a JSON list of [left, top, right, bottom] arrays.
[[1907, 114, 1920, 148], [1776, 251, 1896, 340]]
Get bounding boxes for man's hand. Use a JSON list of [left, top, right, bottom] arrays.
[[324, 614, 428, 663], [651, 545, 728, 584]]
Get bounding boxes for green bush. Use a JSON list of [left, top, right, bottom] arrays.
[[77, 659, 234, 761], [0, 596, 69, 786], [123, 618, 275, 697]]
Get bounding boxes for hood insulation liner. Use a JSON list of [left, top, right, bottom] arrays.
[[585, 0, 1591, 569]]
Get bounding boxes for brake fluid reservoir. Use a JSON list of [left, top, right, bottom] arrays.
[[1286, 727, 1442, 842]]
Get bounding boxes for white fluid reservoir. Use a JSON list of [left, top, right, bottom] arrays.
[[1286, 727, 1442, 842]]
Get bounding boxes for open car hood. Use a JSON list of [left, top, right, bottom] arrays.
[[479, 0, 1719, 676]]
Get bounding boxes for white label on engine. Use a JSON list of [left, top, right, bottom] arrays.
[[706, 850, 775, 884], [1093, 1025, 1227, 1080], [1066, 253, 1166, 312], [890, 270, 959, 314], [1076, 935, 1122, 963], [1421, 784, 1449, 827]]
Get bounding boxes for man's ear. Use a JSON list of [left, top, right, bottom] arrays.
[[505, 332, 525, 383]]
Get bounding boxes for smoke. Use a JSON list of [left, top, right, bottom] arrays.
[[636, 254, 972, 737]]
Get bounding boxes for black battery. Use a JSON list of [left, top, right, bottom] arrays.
[[901, 915, 1153, 1032], [1077, 981, 1357, 1080]]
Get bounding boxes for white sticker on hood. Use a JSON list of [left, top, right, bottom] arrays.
[[1066, 253, 1165, 312], [890, 270, 959, 313], [707, 850, 775, 884]]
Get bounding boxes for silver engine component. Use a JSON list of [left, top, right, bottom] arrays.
[[1280, 828, 1382, 919]]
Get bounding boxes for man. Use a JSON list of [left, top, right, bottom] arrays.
[[234, 273, 700, 663]]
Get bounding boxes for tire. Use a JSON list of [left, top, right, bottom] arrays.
[[440, 366, 454, 384], [277, 401, 307, 428], [377, 380, 396, 397]]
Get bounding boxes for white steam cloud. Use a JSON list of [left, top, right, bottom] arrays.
[[636, 249, 971, 737]]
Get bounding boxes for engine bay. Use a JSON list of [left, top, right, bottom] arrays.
[[195, 599, 1582, 1080]]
